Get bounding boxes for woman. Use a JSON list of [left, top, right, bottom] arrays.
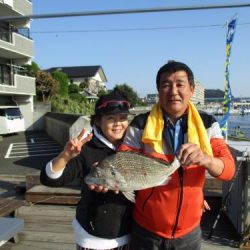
[[40, 91, 133, 250]]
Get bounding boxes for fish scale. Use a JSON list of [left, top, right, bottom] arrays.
[[84, 151, 181, 202]]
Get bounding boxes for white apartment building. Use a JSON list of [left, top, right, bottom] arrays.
[[191, 79, 205, 106], [0, 0, 35, 130]]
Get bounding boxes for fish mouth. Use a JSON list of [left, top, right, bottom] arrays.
[[84, 175, 102, 186], [84, 175, 92, 185]]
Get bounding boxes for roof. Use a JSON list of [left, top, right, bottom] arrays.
[[45, 66, 107, 81]]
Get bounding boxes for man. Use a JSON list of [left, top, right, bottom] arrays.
[[119, 61, 235, 250]]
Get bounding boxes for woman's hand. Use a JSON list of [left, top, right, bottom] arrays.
[[88, 184, 119, 194], [51, 129, 93, 173], [62, 129, 93, 161]]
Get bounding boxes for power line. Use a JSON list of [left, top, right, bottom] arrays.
[[29, 22, 250, 34], [1, 3, 250, 21], [30, 24, 224, 35], [1, 22, 249, 36]]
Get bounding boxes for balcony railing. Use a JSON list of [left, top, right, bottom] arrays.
[[0, 63, 35, 95], [0, 73, 35, 95], [0, 31, 33, 58]]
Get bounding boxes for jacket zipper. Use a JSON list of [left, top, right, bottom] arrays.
[[171, 166, 184, 238]]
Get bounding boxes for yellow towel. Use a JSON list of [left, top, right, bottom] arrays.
[[188, 101, 213, 156], [141, 102, 164, 153], [142, 101, 213, 156]]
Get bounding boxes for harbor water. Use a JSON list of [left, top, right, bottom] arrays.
[[219, 114, 250, 139]]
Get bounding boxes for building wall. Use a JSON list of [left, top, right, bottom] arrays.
[[191, 79, 205, 106], [70, 73, 106, 94], [145, 93, 158, 105], [0, 0, 35, 131]]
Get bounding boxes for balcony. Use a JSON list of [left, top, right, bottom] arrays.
[[0, 0, 32, 17], [0, 74, 35, 95], [0, 31, 33, 59]]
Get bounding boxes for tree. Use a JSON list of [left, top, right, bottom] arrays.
[[79, 79, 90, 92], [97, 89, 108, 97], [205, 89, 224, 98], [68, 83, 79, 94], [113, 83, 142, 107], [51, 71, 69, 97], [36, 70, 59, 102], [22, 61, 40, 77]]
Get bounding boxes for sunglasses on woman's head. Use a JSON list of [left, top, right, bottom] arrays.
[[97, 100, 131, 110]]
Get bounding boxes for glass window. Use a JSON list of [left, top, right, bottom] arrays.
[[6, 108, 22, 119], [0, 109, 5, 116], [0, 64, 11, 85], [0, 22, 10, 42]]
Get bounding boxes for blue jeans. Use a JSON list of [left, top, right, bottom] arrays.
[[130, 223, 201, 250]]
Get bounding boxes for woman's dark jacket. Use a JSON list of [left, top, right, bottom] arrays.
[[40, 135, 133, 239]]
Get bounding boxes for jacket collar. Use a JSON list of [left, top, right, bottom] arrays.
[[93, 125, 117, 150]]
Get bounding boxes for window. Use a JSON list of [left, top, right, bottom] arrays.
[[0, 22, 11, 42], [6, 108, 22, 119], [0, 109, 5, 116], [0, 64, 11, 85]]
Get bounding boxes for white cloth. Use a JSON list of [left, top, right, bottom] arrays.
[[73, 218, 130, 249], [45, 160, 64, 179]]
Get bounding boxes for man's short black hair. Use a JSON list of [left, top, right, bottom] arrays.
[[156, 61, 195, 90]]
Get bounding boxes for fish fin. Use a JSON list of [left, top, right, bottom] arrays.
[[158, 177, 171, 186], [122, 191, 135, 203]]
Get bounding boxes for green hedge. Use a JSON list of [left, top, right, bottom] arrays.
[[51, 95, 95, 115]]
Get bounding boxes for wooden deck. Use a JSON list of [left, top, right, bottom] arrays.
[[1, 204, 76, 250], [0, 153, 249, 250], [0, 197, 243, 250]]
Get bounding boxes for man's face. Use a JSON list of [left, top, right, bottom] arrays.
[[158, 70, 194, 120]]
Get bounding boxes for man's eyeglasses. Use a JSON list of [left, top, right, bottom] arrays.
[[97, 100, 131, 110]]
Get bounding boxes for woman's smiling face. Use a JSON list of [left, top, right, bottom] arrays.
[[97, 114, 129, 145]]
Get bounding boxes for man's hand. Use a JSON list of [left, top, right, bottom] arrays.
[[177, 143, 208, 166], [177, 143, 224, 177]]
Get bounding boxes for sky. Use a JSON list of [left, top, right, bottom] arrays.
[[31, 0, 250, 98]]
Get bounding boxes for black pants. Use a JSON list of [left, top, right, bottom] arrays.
[[130, 223, 201, 250]]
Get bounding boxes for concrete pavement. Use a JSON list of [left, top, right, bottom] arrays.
[[0, 131, 62, 177]]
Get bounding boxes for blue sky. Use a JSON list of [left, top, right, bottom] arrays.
[[31, 1, 250, 98]]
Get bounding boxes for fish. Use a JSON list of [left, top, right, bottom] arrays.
[[84, 151, 181, 202]]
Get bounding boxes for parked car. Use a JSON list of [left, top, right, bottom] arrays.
[[0, 106, 25, 134]]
